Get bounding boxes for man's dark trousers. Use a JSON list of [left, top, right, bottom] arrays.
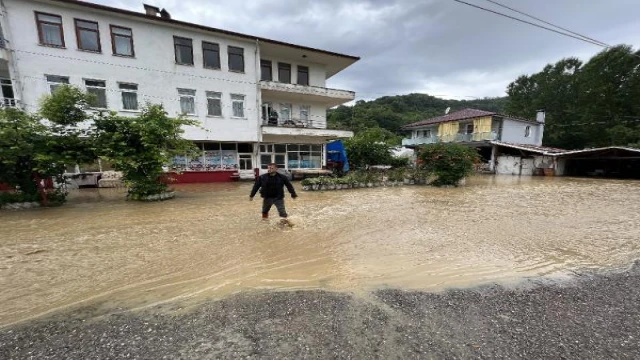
[[262, 198, 287, 218]]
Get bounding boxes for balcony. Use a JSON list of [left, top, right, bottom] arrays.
[[403, 132, 499, 147], [262, 117, 353, 141], [260, 81, 355, 107], [402, 136, 439, 146], [262, 117, 324, 129]]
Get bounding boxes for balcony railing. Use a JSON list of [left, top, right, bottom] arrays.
[[0, 98, 18, 108], [260, 81, 355, 101], [262, 117, 325, 129], [402, 131, 499, 146]]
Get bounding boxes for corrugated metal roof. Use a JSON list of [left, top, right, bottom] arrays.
[[491, 142, 640, 157], [491, 141, 567, 155]]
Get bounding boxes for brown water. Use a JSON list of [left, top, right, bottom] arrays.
[[1, 176, 640, 326]]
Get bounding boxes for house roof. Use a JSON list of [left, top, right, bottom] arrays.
[[490, 141, 567, 155], [46, 0, 360, 76], [402, 108, 538, 129], [556, 146, 640, 156], [490, 142, 640, 157]]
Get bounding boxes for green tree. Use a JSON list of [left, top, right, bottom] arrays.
[[93, 104, 199, 199], [418, 143, 480, 187], [0, 86, 96, 206], [0, 108, 50, 200], [505, 45, 640, 149], [344, 128, 399, 169], [39, 85, 98, 171]]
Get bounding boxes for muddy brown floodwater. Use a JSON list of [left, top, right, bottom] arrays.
[[1, 175, 640, 327]]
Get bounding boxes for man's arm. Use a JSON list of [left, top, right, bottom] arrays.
[[250, 176, 261, 198], [283, 176, 297, 198]]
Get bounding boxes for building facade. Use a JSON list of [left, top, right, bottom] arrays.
[[0, 0, 358, 181], [401, 108, 546, 173], [402, 108, 545, 148]]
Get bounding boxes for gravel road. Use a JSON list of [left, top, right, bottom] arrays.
[[2, 261, 639, 359]]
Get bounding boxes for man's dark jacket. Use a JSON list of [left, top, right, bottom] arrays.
[[250, 173, 297, 199]]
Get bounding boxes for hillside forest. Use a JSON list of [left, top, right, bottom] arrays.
[[328, 45, 640, 150]]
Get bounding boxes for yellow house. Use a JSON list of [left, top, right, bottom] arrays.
[[401, 108, 546, 168], [402, 108, 544, 147]]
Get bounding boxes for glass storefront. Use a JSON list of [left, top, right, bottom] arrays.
[[172, 142, 325, 172], [259, 143, 324, 170], [172, 142, 252, 171]]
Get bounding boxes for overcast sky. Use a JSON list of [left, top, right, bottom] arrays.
[[95, 0, 640, 101]]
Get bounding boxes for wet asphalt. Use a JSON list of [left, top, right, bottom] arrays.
[[2, 261, 639, 359]]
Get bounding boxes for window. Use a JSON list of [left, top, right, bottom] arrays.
[[280, 103, 291, 120], [35, 12, 65, 47], [300, 105, 310, 122], [260, 144, 274, 153], [260, 154, 272, 169], [119, 83, 138, 110], [525, 125, 531, 137], [278, 63, 291, 83], [174, 36, 193, 65], [228, 46, 244, 72], [459, 123, 474, 134], [46, 75, 69, 93], [237, 143, 253, 153], [202, 41, 220, 69], [110, 25, 134, 56], [287, 144, 322, 169], [206, 91, 222, 116], [297, 65, 309, 86], [0, 79, 14, 100], [85, 79, 107, 108], [178, 88, 196, 115], [75, 19, 101, 52], [421, 129, 431, 138], [239, 154, 252, 170], [260, 59, 272, 81], [231, 94, 245, 118]]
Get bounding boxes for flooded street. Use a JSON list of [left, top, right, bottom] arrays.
[[1, 175, 640, 327]]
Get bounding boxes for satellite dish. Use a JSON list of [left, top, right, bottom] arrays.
[[445, 107, 451, 115]]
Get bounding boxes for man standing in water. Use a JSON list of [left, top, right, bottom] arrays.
[[250, 163, 297, 220]]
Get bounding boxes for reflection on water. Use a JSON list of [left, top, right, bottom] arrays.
[[1, 175, 640, 326]]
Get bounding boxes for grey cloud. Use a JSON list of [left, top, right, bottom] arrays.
[[94, 0, 640, 99]]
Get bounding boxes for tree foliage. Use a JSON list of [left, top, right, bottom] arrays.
[[418, 143, 480, 187], [0, 86, 98, 205], [93, 104, 199, 198], [2, 85, 200, 204], [506, 45, 640, 149], [0, 108, 51, 198], [344, 128, 401, 169]]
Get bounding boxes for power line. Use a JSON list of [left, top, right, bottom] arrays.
[[482, 0, 610, 47], [451, 0, 611, 48]]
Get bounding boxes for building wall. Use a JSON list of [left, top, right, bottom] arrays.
[[260, 54, 327, 87], [500, 119, 542, 145], [496, 155, 535, 176], [495, 154, 558, 176], [6, 0, 260, 142]]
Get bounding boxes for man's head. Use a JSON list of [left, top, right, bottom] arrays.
[[267, 163, 278, 174]]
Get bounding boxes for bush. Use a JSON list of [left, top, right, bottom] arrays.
[[0, 191, 39, 205], [418, 143, 480, 186], [93, 104, 199, 199]]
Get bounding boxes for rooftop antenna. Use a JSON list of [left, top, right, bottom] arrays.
[[445, 107, 450, 115]]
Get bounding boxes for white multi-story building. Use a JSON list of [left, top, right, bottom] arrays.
[[0, 0, 358, 181]]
